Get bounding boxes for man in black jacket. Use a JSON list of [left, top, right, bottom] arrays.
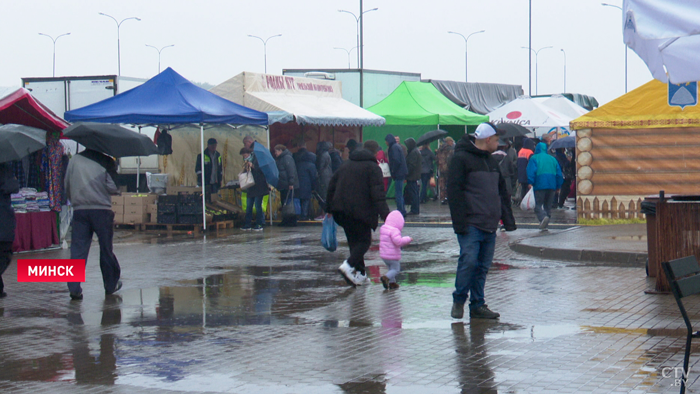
[[404, 137, 422, 215], [0, 163, 19, 298], [327, 140, 390, 286], [448, 123, 516, 320]]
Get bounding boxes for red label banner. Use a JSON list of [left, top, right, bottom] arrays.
[[17, 259, 86, 282]]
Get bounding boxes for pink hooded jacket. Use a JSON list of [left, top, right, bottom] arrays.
[[379, 210, 412, 260]]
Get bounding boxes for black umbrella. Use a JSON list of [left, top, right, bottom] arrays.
[[63, 122, 158, 158], [0, 124, 46, 163], [416, 129, 448, 146], [493, 122, 531, 138], [549, 136, 576, 150]]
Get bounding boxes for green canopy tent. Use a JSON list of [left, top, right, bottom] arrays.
[[364, 81, 488, 198]]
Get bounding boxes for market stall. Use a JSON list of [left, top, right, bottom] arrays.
[[64, 68, 269, 230], [363, 81, 488, 144], [0, 88, 69, 252], [210, 71, 385, 158], [570, 79, 700, 220], [486, 95, 583, 138]]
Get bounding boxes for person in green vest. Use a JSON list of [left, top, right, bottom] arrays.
[[195, 138, 222, 203]]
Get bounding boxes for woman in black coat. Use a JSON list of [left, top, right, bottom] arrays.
[[274, 144, 299, 226], [316, 141, 332, 202], [240, 148, 268, 231], [295, 147, 318, 220]]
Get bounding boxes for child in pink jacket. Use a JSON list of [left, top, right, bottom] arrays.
[[379, 210, 412, 289]]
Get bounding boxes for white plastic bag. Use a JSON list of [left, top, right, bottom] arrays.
[[520, 187, 535, 211]]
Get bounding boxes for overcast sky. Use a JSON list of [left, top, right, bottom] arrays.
[[2, 0, 653, 106]]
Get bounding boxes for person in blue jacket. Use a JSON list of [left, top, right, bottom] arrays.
[[527, 142, 563, 231]]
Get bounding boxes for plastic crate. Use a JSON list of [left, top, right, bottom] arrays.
[[178, 214, 203, 224], [177, 203, 203, 215], [157, 213, 178, 224], [158, 204, 176, 214], [178, 193, 202, 204]]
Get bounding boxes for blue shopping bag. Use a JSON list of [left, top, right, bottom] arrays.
[[321, 215, 337, 252]]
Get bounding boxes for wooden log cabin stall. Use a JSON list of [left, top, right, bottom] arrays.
[[569, 80, 700, 220]]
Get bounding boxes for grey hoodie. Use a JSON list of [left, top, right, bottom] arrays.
[[65, 154, 120, 210]]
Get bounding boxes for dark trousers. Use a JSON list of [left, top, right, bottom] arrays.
[[558, 178, 573, 207], [68, 209, 121, 295], [420, 173, 432, 202], [204, 183, 219, 203], [519, 182, 529, 202], [0, 241, 12, 294], [245, 195, 264, 227], [336, 214, 372, 275], [406, 180, 420, 213]]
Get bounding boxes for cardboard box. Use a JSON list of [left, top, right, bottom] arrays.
[[113, 213, 124, 224], [124, 193, 157, 206], [124, 205, 147, 215], [150, 213, 158, 223], [123, 213, 149, 224], [111, 205, 125, 215], [146, 204, 158, 214], [111, 195, 125, 206], [167, 186, 202, 195]]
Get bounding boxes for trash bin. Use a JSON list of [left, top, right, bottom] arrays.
[[640, 198, 658, 278], [646, 192, 700, 292]]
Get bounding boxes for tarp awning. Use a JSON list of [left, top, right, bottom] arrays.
[[209, 72, 384, 127], [367, 81, 489, 125], [0, 88, 70, 133], [247, 91, 385, 127], [571, 79, 700, 130], [427, 80, 524, 115], [65, 68, 268, 125]]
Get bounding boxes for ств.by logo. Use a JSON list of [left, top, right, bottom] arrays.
[[17, 259, 85, 282]]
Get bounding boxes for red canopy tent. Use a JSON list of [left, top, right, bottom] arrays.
[[0, 88, 69, 252], [0, 88, 70, 133]]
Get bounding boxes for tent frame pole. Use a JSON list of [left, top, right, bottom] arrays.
[[267, 126, 273, 226], [200, 123, 207, 231], [136, 125, 142, 192]]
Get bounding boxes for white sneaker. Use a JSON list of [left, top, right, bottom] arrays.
[[338, 261, 356, 285], [353, 271, 369, 286], [539, 216, 550, 230]]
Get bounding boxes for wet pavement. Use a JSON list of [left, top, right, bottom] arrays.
[[1, 220, 697, 393]]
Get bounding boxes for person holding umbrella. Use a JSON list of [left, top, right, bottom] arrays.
[[65, 149, 123, 300], [196, 138, 222, 203], [62, 122, 159, 300]]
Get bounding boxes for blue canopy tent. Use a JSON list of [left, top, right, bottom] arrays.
[[65, 67, 269, 229]]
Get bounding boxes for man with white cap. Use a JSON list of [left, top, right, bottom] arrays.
[[447, 122, 517, 320]]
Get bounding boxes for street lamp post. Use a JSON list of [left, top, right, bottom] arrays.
[[145, 44, 174, 74], [339, 4, 378, 107], [99, 13, 141, 76], [522, 46, 553, 95], [248, 34, 282, 74], [448, 30, 485, 82], [601, 3, 628, 93], [334, 47, 358, 69], [338, 7, 378, 70], [38, 32, 70, 77], [560, 48, 567, 93]]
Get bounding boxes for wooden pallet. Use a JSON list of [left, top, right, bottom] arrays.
[[139, 222, 203, 237]]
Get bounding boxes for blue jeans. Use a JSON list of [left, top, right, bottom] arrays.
[[453, 226, 497, 309], [534, 189, 555, 223], [245, 195, 264, 227], [393, 177, 406, 215], [68, 209, 121, 295], [406, 180, 420, 214]]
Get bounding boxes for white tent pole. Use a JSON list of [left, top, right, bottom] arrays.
[[267, 126, 273, 226], [200, 123, 207, 232], [136, 125, 142, 192]]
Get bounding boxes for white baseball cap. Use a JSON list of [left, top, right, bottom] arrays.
[[474, 123, 505, 139]]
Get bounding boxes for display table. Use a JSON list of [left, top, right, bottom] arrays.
[[13, 211, 59, 253]]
